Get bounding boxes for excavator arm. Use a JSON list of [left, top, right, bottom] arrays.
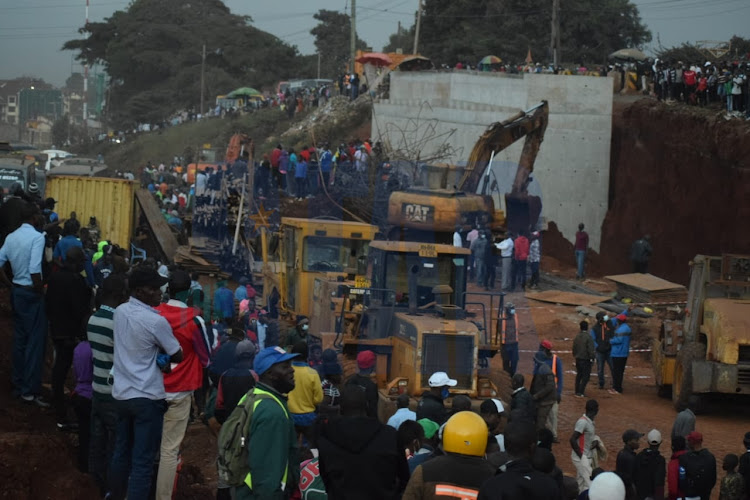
[[457, 101, 549, 195]]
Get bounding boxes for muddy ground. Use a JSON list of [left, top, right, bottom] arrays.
[[2, 264, 747, 499]]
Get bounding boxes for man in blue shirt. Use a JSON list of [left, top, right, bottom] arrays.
[[319, 144, 334, 190], [213, 280, 234, 321], [109, 266, 183, 500], [0, 202, 49, 407], [387, 393, 416, 429]]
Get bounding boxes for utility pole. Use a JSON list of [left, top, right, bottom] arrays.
[[413, 0, 422, 55], [317, 53, 321, 79], [200, 43, 206, 116], [551, 0, 561, 68], [350, 0, 356, 73], [83, 0, 89, 129]]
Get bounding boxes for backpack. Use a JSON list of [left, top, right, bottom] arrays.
[[679, 450, 711, 496], [217, 387, 287, 486]]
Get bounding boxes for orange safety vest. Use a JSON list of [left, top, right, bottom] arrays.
[[551, 354, 559, 388], [500, 315, 519, 344]]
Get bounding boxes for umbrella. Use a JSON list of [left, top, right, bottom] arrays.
[[227, 87, 262, 98], [356, 52, 393, 67], [396, 55, 434, 71], [608, 48, 647, 62], [479, 55, 502, 66]]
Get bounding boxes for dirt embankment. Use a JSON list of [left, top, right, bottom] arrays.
[[546, 98, 750, 284]]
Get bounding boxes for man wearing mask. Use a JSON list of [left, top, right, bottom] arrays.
[[286, 315, 309, 350], [590, 312, 615, 394], [499, 303, 520, 376], [416, 371, 456, 425]]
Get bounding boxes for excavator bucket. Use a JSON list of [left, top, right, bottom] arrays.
[[504, 193, 542, 236]]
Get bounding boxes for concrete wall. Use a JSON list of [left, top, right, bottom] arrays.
[[372, 71, 612, 251]]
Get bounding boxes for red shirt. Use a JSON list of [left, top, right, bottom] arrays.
[[514, 236, 530, 260], [270, 148, 281, 168], [300, 149, 310, 162], [575, 231, 589, 251], [667, 450, 686, 500], [683, 70, 696, 86]]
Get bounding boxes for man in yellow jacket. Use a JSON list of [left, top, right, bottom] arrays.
[[287, 341, 323, 445]]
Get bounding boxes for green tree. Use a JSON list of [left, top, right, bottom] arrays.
[[310, 9, 369, 79], [383, 23, 416, 54], [400, 0, 650, 67], [63, 0, 301, 126]]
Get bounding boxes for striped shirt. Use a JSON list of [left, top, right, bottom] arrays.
[[87, 305, 116, 399]]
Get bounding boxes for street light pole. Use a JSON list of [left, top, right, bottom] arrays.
[[413, 0, 422, 55], [200, 43, 206, 116], [350, 0, 356, 73]]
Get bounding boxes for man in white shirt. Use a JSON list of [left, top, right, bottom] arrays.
[[570, 399, 599, 493], [354, 145, 368, 173], [453, 226, 463, 248], [497, 233, 515, 291]]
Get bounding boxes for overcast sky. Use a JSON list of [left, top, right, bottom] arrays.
[[0, 0, 748, 86]]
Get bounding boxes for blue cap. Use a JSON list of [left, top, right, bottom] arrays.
[[253, 346, 299, 376]]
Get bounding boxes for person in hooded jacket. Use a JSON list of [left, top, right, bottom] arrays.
[[667, 436, 687, 500], [532, 341, 563, 439], [317, 385, 410, 500], [610, 313, 632, 394], [478, 419, 560, 500]]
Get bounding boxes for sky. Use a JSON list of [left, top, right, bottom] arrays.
[[0, 0, 748, 87]]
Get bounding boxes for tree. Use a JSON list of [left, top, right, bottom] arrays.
[[396, 0, 651, 67], [657, 36, 750, 65], [383, 23, 416, 54], [63, 0, 302, 126], [310, 9, 369, 79]]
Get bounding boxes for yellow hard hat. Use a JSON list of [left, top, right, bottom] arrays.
[[442, 411, 488, 457]]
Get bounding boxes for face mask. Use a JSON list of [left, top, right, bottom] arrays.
[[441, 388, 450, 400], [603, 315, 609, 322], [302, 324, 309, 331], [510, 309, 515, 315]]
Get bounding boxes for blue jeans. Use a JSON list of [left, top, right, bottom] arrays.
[[596, 351, 613, 389], [502, 343, 519, 376], [575, 250, 586, 278], [109, 398, 167, 500], [10, 287, 47, 397]]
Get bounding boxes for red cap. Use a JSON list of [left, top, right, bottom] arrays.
[[357, 350, 376, 370], [686, 431, 703, 444], [541, 340, 552, 350], [616, 314, 627, 322]]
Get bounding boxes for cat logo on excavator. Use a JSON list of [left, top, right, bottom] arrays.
[[402, 203, 434, 223]]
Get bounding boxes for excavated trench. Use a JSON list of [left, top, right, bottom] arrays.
[[544, 98, 750, 284]]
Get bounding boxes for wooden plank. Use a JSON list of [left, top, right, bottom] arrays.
[[134, 189, 179, 262], [604, 273, 686, 292], [525, 290, 610, 306]]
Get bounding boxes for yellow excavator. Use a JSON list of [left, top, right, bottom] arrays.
[[302, 102, 550, 418]]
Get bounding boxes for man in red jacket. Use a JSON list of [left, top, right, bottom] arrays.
[[512, 231, 530, 291], [155, 270, 210, 500], [667, 435, 687, 500]]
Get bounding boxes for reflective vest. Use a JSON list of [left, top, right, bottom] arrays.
[[551, 354, 559, 389], [500, 315, 519, 344], [241, 388, 290, 491]]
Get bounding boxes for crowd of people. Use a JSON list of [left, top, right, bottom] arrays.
[[1, 177, 750, 500], [652, 60, 749, 116]]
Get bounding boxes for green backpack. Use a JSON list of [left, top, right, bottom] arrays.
[[217, 387, 287, 487]]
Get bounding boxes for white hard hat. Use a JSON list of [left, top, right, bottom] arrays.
[[589, 472, 625, 500]]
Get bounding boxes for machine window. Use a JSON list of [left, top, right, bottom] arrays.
[[303, 236, 369, 272]]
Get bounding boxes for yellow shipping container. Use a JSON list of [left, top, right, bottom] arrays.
[[46, 175, 136, 248]]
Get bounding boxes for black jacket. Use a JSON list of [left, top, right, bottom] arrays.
[[616, 447, 638, 493], [214, 359, 256, 423], [591, 321, 613, 354], [404, 454, 495, 500], [739, 451, 750, 498], [510, 388, 536, 424], [45, 268, 91, 340], [478, 458, 560, 500], [416, 391, 448, 425], [634, 448, 666, 500], [345, 374, 379, 419], [678, 448, 717, 499], [317, 415, 410, 500]]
